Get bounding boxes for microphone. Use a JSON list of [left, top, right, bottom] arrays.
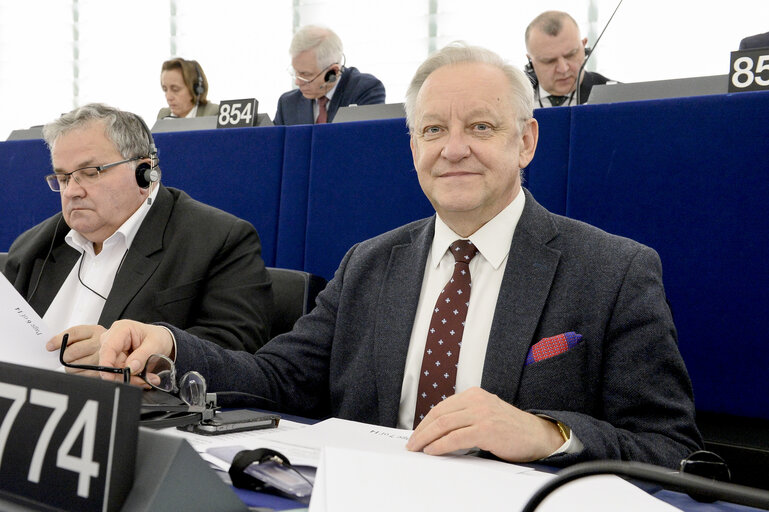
[[521, 460, 769, 512], [575, 0, 624, 105]]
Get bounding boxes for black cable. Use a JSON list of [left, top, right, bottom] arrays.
[[28, 215, 63, 301], [521, 460, 769, 512]]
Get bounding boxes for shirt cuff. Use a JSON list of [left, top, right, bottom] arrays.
[[538, 414, 584, 457], [157, 325, 178, 362]]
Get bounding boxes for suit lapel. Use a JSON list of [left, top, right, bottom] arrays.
[[374, 219, 434, 425], [97, 187, 171, 325], [481, 191, 561, 404]]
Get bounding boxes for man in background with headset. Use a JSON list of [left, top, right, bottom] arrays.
[[524, 10, 614, 107], [3, 103, 273, 371], [274, 25, 386, 125]]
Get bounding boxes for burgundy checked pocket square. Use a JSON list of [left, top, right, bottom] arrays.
[[525, 332, 583, 366]]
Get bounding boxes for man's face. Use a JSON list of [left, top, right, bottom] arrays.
[[410, 62, 538, 236], [526, 21, 587, 96], [52, 121, 147, 248], [161, 68, 194, 117], [291, 49, 334, 100]]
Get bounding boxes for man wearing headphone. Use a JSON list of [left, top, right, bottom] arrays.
[[524, 11, 613, 107], [274, 25, 386, 125], [3, 103, 273, 374]]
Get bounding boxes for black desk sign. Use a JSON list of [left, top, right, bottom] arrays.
[[0, 362, 141, 512], [217, 98, 259, 128], [728, 48, 769, 92]]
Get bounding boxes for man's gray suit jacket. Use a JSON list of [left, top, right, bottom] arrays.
[[273, 67, 385, 126], [4, 185, 273, 352], [172, 189, 702, 468]]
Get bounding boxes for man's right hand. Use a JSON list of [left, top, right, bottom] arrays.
[[98, 320, 174, 386]]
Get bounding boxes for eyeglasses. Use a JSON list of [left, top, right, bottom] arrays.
[[45, 156, 141, 191], [288, 63, 337, 84], [59, 333, 208, 409]]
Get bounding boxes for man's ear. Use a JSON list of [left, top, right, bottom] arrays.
[[518, 118, 539, 169]]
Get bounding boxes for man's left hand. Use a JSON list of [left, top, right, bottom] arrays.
[[46, 324, 107, 376], [406, 386, 564, 462]]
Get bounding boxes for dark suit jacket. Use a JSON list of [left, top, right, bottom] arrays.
[[273, 67, 385, 125], [577, 71, 611, 104], [4, 186, 272, 352], [173, 189, 701, 468], [740, 31, 769, 50], [156, 102, 220, 120]]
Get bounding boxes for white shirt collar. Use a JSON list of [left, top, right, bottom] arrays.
[[185, 105, 199, 118], [431, 189, 526, 269], [65, 184, 160, 255]]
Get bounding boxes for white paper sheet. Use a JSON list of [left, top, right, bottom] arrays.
[[309, 446, 682, 512], [0, 273, 58, 370]]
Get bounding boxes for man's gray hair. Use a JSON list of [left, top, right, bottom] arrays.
[[404, 42, 534, 134], [42, 103, 156, 167], [289, 25, 344, 69]]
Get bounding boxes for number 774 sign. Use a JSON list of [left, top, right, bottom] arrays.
[[0, 362, 141, 512]]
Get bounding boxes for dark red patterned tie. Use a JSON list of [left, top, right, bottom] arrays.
[[316, 96, 329, 124], [413, 239, 478, 428]]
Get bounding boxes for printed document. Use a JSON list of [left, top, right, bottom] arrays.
[[0, 273, 58, 370]]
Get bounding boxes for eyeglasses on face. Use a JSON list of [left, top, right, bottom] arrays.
[[45, 156, 141, 191], [59, 333, 207, 408], [288, 63, 337, 84]]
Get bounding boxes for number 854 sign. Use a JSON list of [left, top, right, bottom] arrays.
[[729, 48, 769, 92], [0, 362, 141, 512]]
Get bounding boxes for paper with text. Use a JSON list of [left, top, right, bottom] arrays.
[[0, 273, 58, 370]]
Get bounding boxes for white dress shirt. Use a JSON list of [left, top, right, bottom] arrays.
[[398, 192, 525, 428], [43, 184, 159, 334]]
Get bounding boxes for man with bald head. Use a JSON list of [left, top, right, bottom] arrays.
[[525, 10, 613, 106], [99, 43, 700, 468]]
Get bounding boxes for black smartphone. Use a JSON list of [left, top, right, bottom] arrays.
[[185, 410, 280, 435]]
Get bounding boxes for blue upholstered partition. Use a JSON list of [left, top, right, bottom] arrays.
[[275, 125, 313, 270], [302, 118, 434, 280], [526, 106, 571, 216], [566, 91, 769, 419], [0, 139, 60, 251], [154, 127, 285, 267]]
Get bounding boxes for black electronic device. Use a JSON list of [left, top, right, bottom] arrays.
[[192, 59, 205, 97], [186, 409, 280, 435], [324, 68, 338, 83], [133, 114, 160, 188], [0, 362, 141, 512], [729, 47, 769, 92], [217, 98, 259, 128]]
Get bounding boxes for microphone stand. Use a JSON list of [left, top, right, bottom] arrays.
[[575, 0, 624, 105], [521, 460, 769, 511]]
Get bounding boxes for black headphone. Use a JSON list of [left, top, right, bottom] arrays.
[[133, 115, 160, 189], [324, 68, 338, 84], [192, 60, 205, 98]]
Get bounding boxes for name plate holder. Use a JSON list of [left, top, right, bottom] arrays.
[[729, 47, 769, 92], [0, 361, 141, 511]]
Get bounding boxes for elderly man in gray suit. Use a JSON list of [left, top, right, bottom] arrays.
[[99, 43, 702, 468]]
